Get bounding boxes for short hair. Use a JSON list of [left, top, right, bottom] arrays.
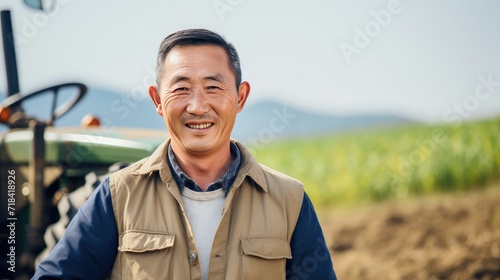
[[155, 29, 242, 89]]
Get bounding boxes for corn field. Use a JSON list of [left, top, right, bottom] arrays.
[[252, 117, 500, 207]]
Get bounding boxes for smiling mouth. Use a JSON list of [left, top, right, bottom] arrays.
[[186, 123, 213, 129]]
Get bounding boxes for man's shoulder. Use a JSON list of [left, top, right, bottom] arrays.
[[110, 157, 150, 176], [258, 163, 302, 184], [257, 163, 304, 192], [235, 140, 304, 195], [110, 140, 168, 180], [108, 156, 155, 187]]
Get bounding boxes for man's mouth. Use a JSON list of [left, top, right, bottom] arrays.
[[186, 123, 213, 129]]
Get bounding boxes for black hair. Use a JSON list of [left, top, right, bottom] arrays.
[[155, 29, 242, 89]]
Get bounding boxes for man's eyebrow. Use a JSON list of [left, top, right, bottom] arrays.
[[204, 74, 225, 82], [170, 74, 225, 84], [171, 75, 190, 84]]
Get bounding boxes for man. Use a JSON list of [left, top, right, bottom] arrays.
[[33, 29, 337, 279]]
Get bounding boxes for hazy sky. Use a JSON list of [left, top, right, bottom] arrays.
[[1, 0, 499, 123]]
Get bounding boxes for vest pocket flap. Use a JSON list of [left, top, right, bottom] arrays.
[[119, 231, 175, 253], [241, 238, 292, 259]]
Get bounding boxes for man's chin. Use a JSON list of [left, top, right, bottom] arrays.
[[172, 134, 229, 155], [182, 139, 217, 154]]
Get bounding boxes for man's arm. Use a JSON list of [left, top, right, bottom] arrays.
[[32, 177, 118, 279], [286, 192, 337, 280]]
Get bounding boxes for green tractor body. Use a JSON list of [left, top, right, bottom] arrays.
[[0, 124, 166, 279]]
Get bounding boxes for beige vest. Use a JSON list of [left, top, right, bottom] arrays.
[[108, 140, 304, 280]]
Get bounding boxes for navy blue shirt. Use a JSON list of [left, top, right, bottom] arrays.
[[33, 146, 337, 279]]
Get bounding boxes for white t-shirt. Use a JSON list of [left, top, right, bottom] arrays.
[[181, 188, 226, 280]]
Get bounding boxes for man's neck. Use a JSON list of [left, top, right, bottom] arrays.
[[172, 143, 233, 191]]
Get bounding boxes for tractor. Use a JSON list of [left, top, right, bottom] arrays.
[[0, 1, 165, 278]]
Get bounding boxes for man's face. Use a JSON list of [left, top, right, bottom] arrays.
[[149, 45, 250, 157]]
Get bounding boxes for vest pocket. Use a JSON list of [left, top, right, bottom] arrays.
[[241, 238, 291, 280], [113, 231, 175, 280], [119, 231, 175, 252]]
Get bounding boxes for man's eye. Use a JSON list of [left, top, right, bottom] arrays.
[[174, 87, 189, 92], [207, 86, 220, 90]]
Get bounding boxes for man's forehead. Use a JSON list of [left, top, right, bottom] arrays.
[[165, 44, 228, 62], [160, 45, 235, 83]]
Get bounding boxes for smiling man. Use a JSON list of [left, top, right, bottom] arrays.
[[33, 29, 337, 280]]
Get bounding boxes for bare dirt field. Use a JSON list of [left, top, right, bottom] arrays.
[[319, 184, 500, 280]]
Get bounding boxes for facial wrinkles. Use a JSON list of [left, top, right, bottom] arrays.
[[159, 87, 236, 130], [162, 75, 237, 108], [158, 45, 240, 132]]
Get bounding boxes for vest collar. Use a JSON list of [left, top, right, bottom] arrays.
[[131, 139, 268, 193], [232, 140, 268, 193]]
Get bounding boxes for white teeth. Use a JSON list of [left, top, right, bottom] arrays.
[[188, 123, 213, 129]]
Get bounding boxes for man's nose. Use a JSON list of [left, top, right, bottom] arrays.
[[186, 90, 210, 115]]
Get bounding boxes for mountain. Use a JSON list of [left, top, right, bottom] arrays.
[[233, 100, 411, 141], [1, 89, 412, 138]]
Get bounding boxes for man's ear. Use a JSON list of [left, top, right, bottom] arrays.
[[148, 85, 163, 116], [236, 81, 251, 113]]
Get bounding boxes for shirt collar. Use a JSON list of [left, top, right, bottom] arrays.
[[167, 142, 241, 195]]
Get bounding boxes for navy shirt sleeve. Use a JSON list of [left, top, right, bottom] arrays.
[[286, 192, 337, 280], [32, 177, 118, 280]]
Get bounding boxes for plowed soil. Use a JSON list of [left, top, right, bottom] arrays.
[[320, 185, 500, 280]]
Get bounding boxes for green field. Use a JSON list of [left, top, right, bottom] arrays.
[[251, 116, 500, 207]]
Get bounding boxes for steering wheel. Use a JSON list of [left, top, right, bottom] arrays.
[[0, 82, 87, 127]]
